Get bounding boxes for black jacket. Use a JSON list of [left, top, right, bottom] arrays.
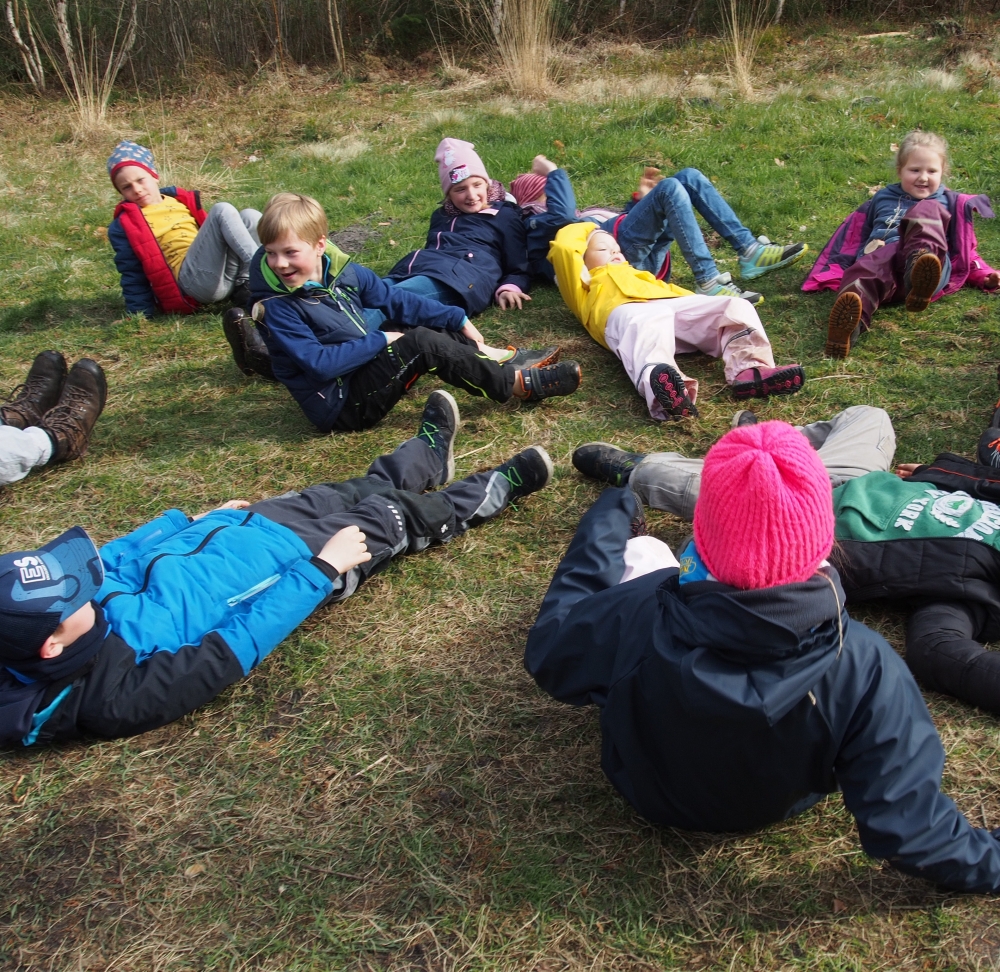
[[526, 487, 1000, 892]]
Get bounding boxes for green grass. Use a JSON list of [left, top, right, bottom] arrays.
[[3, 28, 1000, 970]]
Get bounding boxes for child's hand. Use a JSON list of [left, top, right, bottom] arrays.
[[863, 239, 886, 255], [383, 331, 405, 343], [637, 167, 663, 199], [532, 155, 557, 176], [896, 463, 920, 479], [461, 319, 486, 346], [984, 271, 999, 291], [497, 289, 532, 310], [193, 499, 250, 520], [318, 525, 372, 574]]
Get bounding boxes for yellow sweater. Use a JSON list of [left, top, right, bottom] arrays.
[[548, 222, 692, 349], [142, 196, 199, 278]]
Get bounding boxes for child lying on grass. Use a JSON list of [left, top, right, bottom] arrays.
[[385, 138, 532, 314], [242, 193, 580, 433], [0, 393, 553, 747], [107, 140, 261, 316], [804, 130, 998, 358], [514, 154, 807, 302], [548, 222, 803, 420]]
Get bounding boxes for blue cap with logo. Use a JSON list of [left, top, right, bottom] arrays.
[[0, 527, 104, 662]]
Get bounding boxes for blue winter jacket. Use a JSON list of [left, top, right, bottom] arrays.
[[249, 242, 467, 432], [22, 507, 336, 744], [387, 200, 530, 315], [522, 169, 579, 283], [525, 488, 1000, 893]]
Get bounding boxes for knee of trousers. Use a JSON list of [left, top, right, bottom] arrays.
[[652, 177, 687, 204], [209, 201, 238, 217], [671, 168, 707, 188], [382, 490, 458, 551]]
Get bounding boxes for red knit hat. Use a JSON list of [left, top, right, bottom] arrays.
[[510, 173, 546, 207], [693, 421, 834, 590]]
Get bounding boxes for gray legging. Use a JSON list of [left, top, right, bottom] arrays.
[[177, 202, 261, 304], [630, 405, 897, 521]]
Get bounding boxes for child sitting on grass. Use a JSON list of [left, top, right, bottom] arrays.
[[513, 154, 807, 302], [549, 222, 803, 420], [246, 193, 580, 433], [527, 419, 1000, 894], [804, 130, 998, 358], [0, 393, 553, 747], [386, 138, 532, 314], [107, 141, 261, 316]]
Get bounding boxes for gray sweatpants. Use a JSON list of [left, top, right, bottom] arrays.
[[177, 202, 261, 304], [0, 423, 52, 485], [631, 405, 896, 521]]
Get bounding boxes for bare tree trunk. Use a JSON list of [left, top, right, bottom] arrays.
[[326, 0, 346, 71], [773, 0, 784, 23], [5, 0, 45, 91]]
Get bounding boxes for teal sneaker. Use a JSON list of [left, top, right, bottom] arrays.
[[694, 272, 763, 305], [738, 241, 808, 280]]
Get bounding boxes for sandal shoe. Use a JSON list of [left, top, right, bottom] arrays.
[[826, 291, 863, 358]]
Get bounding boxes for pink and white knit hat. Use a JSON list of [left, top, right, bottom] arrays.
[[510, 173, 546, 207], [435, 138, 490, 195], [692, 421, 834, 590]]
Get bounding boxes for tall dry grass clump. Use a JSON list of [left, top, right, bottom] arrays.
[[719, 0, 774, 98], [40, 0, 138, 133], [493, 0, 554, 97]]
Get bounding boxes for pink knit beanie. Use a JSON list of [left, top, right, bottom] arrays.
[[511, 173, 547, 207], [436, 138, 490, 196], [693, 421, 834, 590]]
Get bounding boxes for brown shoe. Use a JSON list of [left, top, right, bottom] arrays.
[[825, 291, 863, 358], [0, 350, 67, 429], [38, 358, 107, 463], [904, 251, 942, 312]]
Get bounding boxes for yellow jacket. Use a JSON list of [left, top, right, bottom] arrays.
[[548, 222, 692, 349]]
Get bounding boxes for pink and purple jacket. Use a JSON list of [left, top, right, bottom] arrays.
[[802, 190, 997, 298]]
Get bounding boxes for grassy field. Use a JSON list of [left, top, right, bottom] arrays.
[[2, 25, 1000, 971]]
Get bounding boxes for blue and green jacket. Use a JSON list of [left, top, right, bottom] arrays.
[[249, 242, 467, 431]]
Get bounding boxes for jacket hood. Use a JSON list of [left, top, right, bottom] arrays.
[[658, 567, 848, 725], [249, 240, 353, 297]]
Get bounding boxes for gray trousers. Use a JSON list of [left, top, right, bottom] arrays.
[[631, 405, 896, 521], [0, 423, 52, 485], [177, 203, 261, 304]]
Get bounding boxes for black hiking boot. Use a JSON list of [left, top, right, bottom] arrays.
[[416, 390, 461, 486], [504, 345, 561, 369], [572, 442, 647, 486], [494, 446, 554, 501], [514, 361, 581, 401], [0, 351, 67, 429], [38, 358, 107, 463], [223, 307, 276, 381]]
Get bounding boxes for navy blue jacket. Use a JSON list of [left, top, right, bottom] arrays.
[[388, 201, 530, 315], [525, 488, 1000, 893], [249, 243, 467, 432], [863, 182, 948, 251], [522, 168, 579, 283]]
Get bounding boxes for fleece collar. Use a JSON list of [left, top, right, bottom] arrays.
[[258, 240, 353, 296]]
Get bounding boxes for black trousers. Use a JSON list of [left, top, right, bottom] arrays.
[[247, 436, 514, 600], [333, 327, 515, 433], [906, 601, 1000, 715]]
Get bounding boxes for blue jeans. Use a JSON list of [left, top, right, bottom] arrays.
[[602, 168, 757, 285], [388, 274, 464, 307]]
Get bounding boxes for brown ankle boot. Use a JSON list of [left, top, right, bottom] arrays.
[[38, 359, 108, 463], [0, 350, 67, 429]]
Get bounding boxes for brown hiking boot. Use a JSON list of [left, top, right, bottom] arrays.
[[38, 358, 107, 463], [904, 250, 942, 312], [0, 350, 67, 429], [825, 291, 863, 358]]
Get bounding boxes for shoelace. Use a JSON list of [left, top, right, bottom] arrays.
[[499, 464, 524, 489], [41, 382, 95, 436], [417, 420, 440, 449]]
